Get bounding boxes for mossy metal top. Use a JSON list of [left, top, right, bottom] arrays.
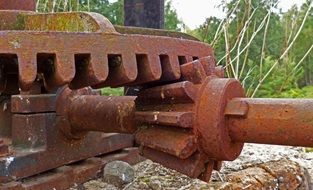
[[0, 10, 212, 93], [0, 11, 116, 33]]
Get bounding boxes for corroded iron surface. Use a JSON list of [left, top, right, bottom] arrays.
[[0, 8, 215, 187], [0, 31, 211, 91], [228, 98, 313, 147], [0, 25, 212, 93], [1, 4, 313, 188], [0, 148, 143, 190]]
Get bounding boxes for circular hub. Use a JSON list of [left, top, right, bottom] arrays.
[[197, 77, 245, 161], [55, 86, 95, 140]]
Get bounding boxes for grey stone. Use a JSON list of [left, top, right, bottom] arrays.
[[103, 161, 135, 188]]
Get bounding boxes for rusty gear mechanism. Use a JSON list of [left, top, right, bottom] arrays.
[[1, 2, 313, 189]]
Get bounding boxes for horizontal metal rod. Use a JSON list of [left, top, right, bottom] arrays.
[[68, 95, 137, 134], [227, 98, 313, 147]]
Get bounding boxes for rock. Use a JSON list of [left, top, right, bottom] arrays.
[[103, 161, 135, 188], [208, 159, 310, 190], [83, 180, 118, 190], [147, 180, 162, 190], [226, 167, 277, 189], [259, 159, 302, 189]]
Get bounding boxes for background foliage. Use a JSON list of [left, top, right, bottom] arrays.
[[36, 0, 313, 98], [191, 0, 313, 98]]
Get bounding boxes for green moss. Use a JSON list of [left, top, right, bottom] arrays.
[[142, 177, 150, 183], [101, 87, 124, 96], [13, 14, 26, 30], [306, 148, 313, 152], [23, 13, 100, 32]]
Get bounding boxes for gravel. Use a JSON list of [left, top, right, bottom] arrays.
[[71, 144, 313, 190]]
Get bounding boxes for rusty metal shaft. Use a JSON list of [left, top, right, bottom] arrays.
[[68, 95, 137, 134], [227, 98, 313, 147]]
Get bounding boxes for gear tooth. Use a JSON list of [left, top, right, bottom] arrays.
[[214, 66, 225, 78], [159, 54, 181, 81], [55, 53, 76, 84], [136, 126, 197, 159], [42, 53, 75, 91], [90, 53, 109, 83], [136, 81, 197, 105], [18, 52, 37, 91], [199, 161, 215, 182], [140, 147, 209, 178], [103, 52, 138, 87], [198, 56, 216, 76], [128, 54, 162, 85], [135, 111, 194, 129], [70, 53, 108, 89], [180, 60, 207, 84]]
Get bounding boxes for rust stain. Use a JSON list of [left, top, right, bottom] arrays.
[[1, 3, 313, 188]]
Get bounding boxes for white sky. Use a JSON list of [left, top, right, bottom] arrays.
[[109, 0, 307, 29]]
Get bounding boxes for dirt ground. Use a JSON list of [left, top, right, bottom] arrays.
[[70, 144, 313, 190]]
